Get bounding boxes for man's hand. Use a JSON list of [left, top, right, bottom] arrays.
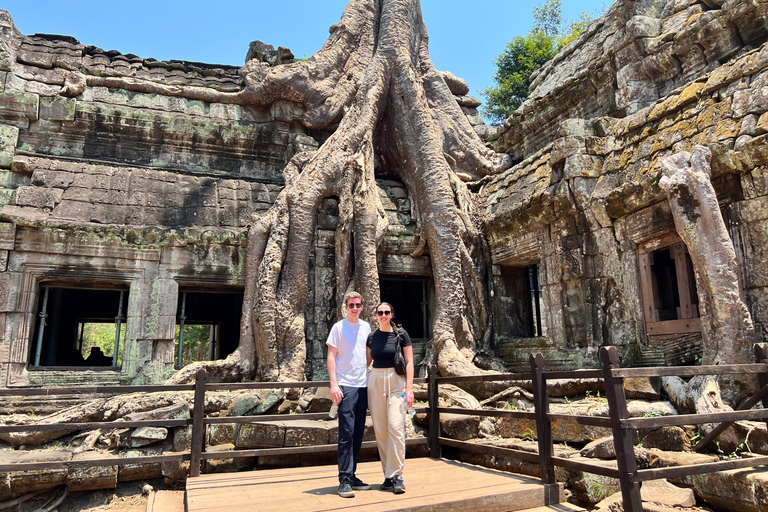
[[331, 385, 344, 404]]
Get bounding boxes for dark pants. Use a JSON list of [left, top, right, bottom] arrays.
[[337, 385, 368, 483]]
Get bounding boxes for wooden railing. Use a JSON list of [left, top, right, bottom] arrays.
[[1, 344, 767, 512], [0, 376, 430, 477], [427, 343, 768, 512]]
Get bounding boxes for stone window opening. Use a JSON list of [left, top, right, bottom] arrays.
[[29, 284, 128, 369], [174, 289, 243, 368], [638, 232, 701, 337]]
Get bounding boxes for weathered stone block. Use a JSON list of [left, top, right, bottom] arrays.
[[0, 123, 18, 168], [677, 466, 768, 512], [173, 426, 193, 452], [639, 426, 694, 452], [498, 416, 611, 444], [67, 452, 118, 492], [204, 444, 254, 473], [284, 419, 331, 447], [236, 421, 286, 448], [208, 423, 236, 446], [439, 70, 470, 96], [160, 454, 190, 484], [14, 186, 62, 210], [270, 100, 304, 123], [39, 96, 76, 121], [0, 90, 39, 121], [580, 436, 615, 459], [52, 200, 94, 220], [118, 448, 163, 482], [624, 376, 661, 400], [129, 426, 168, 447], [3, 450, 71, 495], [0, 472, 10, 499], [30, 169, 74, 188], [439, 413, 480, 441]]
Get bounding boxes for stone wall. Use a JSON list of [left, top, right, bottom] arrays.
[[0, 8, 461, 387], [484, 0, 768, 370], [491, 0, 768, 163]]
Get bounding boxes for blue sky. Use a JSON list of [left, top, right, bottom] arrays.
[[2, 1, 609, 101]]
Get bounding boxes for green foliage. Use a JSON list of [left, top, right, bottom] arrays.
[[642, 411, 664, 418], [522, 428, 537, 441], [481, 32, 558, 124], [588, 482, 613, 501], [481, 0, 595, 125], [175, 324, 213, 366], [81, 323, 125, 365]]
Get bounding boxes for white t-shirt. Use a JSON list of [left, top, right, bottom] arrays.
[[326, 318, 370, 387]]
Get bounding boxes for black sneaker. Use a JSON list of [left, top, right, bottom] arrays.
[[380, 478, 395, 491], [393, 476, 405, 494], [338, 480, 355, 498], [351, 477, 371, 490]]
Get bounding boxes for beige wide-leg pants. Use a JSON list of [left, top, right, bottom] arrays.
[[367, 367, 406, 479]]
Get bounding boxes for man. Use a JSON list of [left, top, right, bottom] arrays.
[[327, 291, 371, 498]]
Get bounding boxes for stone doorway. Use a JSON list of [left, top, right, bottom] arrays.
[[379, 276, 432, 365]]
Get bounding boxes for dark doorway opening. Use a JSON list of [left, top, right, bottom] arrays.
[[30, 285, 128, 368], [379, 277, 430, 340], [495, 264, 546, 339], [174, 290, 243, 368]]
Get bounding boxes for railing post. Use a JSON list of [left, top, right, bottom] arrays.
[[530, 353, 555, 485], [428, 364, 441, 459], [189, 369, 207, 478], [600, 346, 642, 512], [756, 343, 768, 430]]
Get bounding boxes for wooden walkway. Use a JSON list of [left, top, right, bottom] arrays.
[[186, 458, 573, 512]]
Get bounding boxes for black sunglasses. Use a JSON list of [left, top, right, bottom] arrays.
[[376, 311, 392, 316], [347, 303, 363, 309]]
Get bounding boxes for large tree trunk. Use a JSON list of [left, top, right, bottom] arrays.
[[62, 0, 505, 388], [167, 0, 508, 386], [659, 146, 761, 444]]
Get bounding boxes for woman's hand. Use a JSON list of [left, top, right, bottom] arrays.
[[405, 389, 414, 408]]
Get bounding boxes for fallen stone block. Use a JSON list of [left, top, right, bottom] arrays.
[[118, 448, 163, 482], [641, 478, 695, 507], [440, 413, 480, 441], [161, 453, 190, 485], [129, 426, 168, 448], [677, 465, 768, 512], [580, 436, 616, 459], [203, 443, 255, 473], [67, 452, 118, 492], [236, 421, 286, 449]]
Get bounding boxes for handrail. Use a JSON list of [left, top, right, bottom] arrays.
[[0, 343, 766, 512], [424, 343, 768, 512]]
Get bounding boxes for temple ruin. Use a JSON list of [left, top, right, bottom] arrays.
[[1, 0, 767, 389]]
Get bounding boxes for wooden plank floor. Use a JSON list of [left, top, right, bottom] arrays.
[[186, 458, 566, 512]]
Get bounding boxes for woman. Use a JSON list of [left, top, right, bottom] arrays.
[[366, 302, 414, 494]]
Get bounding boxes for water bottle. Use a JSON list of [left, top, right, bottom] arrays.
[[402, 393, 416, 418], [329, 402, 339, 419]]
